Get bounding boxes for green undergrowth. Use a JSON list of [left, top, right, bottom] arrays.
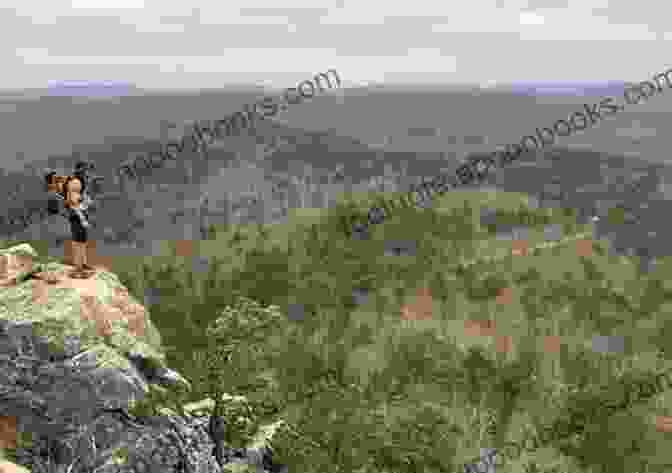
[[3, 189, 672, 473]]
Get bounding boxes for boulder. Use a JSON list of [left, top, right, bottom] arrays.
[[0, 245, 37, 287], [12, 409, 224, 473], [0, 243, 288, 473], [0, 253, 176, 387], [9, 392, 288, 473]]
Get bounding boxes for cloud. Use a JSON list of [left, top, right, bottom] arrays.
[[431, 6, 656, 40], [0, 0, 669, 89], [517, 8, 657, 41], [70, 0, 146, 9], [519, 11, 546, 26]]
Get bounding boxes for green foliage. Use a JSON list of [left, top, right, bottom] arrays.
[[125, 296, 287, 448], [514, 267, 543, 285], [464, 270, 509, 301], [482, 205, 555, 233], [605, 206, 627, 225], [268, 379, 459, 473], [203, 296, 284, 392], [126, 382, 191, 419], [206, 296, 285, 346], [52, 189, 672, 473], [216, 396, 260, 448], [370, 403, 460, 473], [200, 297, 287, 447]]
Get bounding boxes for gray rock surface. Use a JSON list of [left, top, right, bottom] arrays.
[[1, 318, 287, 473], [0, 245, 287, 473]]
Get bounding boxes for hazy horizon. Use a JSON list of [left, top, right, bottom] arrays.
[[0, 79, 636, 99]]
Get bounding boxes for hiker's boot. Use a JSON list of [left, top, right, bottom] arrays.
[[69, 270, 93, 279]]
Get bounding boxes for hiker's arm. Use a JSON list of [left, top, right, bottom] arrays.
[[80, 194, 94, 211]]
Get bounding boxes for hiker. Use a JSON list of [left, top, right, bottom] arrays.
[[45, 169, 96, 278], [62, 174, 96, 277]]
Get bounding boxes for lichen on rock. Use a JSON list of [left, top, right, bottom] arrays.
[[0, 244, 39, 288], [0, 246, 167, 374], [0, 243, 289, 472]]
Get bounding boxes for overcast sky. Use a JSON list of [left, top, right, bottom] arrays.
[[1, 0, 670, 91]]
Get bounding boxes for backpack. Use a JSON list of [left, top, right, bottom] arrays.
[[45, 160, 101, 218]]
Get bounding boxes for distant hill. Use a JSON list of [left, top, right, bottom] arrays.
[[485, 80, 631, 97], [1, 80, 671, 172], [2, 82, 672, 262]]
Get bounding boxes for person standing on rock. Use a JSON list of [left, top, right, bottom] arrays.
[[45, 171, 96, 278], [62, 175, 96, 278]]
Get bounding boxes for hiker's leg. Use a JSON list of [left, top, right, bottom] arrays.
[[79, 228, 95, 270], [63, 240, 73, 266], [82, 240, 94, 270], [74, 242, 83, 270], [70, 241, 77, 268], [68, 243, 78, 275], [70, 217, 87, 271], [79, 242, 87, 270], [79, 242, 89, 270]]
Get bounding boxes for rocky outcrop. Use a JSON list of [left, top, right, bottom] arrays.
[[0, 244, 287, 473], [0, 245, 38, 287]]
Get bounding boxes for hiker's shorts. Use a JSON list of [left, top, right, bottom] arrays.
[[69, 215, 88, 243]]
